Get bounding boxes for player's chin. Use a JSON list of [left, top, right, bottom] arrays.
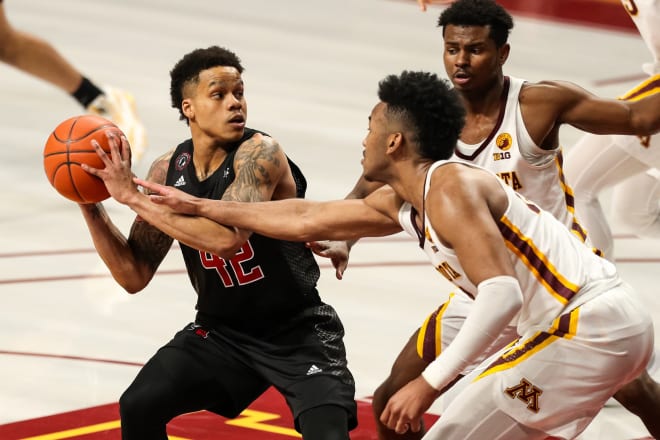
[[222, 125, 246, 141]]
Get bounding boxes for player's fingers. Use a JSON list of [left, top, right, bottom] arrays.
[[148, 195, 166, 204], [119, 134, 133, 164], [409, 418, 422, 433], [90, 139, 112, 165], [334, 259, 347, 280], [134, 178, 164, 195], [380, 406, 396, 429], [394, 420, 411, 435], [104, 132, 124, 165], [80, 162, 99, 176]]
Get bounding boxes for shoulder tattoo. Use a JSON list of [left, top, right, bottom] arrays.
[[225, 136, 283, 202]]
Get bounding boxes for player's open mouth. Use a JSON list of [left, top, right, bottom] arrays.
[[453, 71, 470, 85]]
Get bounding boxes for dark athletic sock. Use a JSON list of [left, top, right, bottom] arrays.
[[72, 76, 103, 107]]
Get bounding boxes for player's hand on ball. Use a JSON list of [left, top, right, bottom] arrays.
[[82, 131, 137, 205]]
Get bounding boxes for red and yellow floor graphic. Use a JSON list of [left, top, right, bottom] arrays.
[[0, 388, 439, 439]]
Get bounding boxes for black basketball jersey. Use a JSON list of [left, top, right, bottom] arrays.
[[166, 128, 322, 334]]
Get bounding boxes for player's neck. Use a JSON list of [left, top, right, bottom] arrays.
[[460, 76, 506, 117], [388, 162, 430, 208]]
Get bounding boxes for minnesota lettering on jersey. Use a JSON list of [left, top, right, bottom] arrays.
[[496, 171, 523, 191], [435, 261, 461, 282]]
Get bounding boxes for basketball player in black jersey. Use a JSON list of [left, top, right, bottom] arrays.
[[79, 46, 356, 439]]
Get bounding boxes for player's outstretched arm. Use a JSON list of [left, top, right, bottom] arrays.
[[136, 178, 403, 243], [307, 173, 386, 279], [528, 80, 660, 137]]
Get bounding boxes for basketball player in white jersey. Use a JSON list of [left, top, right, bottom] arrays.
[[305, 0, 660, 438], [565, 0, 660, 260], [135, 69, 656, 440]]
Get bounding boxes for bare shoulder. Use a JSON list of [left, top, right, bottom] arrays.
[[365, 185, 404, 221], [235, 132, 287, 167], [520, 80, 591, 104], [228, 132, 292, 202], [428, 164, 491, 209]]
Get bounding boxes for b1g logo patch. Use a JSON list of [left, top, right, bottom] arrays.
[[504, 378, 543, 413], [175, 152, 192, 171]]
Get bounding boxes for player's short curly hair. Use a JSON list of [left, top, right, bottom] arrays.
[[170, 46, 244, 123], [378, 71, 465, 161], [438, 0, 514, 47]]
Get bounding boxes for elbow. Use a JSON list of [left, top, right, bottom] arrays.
[[111, 267, 153, 295], [123, 285, 143, 295], [114, 276, 149, 295], [204, 237, 245, 260]]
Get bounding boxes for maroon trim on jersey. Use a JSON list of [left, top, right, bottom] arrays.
[[621, 76, 660, 101], [410, 206, 425, 249], [498, 220, 579, 303], [421, 308, 441, 363], [454, 77, 511, 161], [486, 332, 552, 370], [552, 312, 573, 338], [555, 151, 589, 241], [458, 286, 475, 300]]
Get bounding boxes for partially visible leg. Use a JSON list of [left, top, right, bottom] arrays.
[[372, 330, 431, 440], [0, 2, 146, 155], [0, 2, 83, 93], [610, 169, 660, 239], [613, 370, 660, 439], [120, 325, 266, 440], [373, 292, 517, 440], [564, 133, 649, 260], [298, 405, 349, 440]]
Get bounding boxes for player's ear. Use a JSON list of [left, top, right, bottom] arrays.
[[499, 43, 510, 65], [182, 99, 194, 120], [387, 132, 403, 152]]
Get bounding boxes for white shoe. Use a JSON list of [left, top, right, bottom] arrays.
[[87, 86, 147, 164]]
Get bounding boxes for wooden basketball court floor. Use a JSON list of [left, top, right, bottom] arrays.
[[0, 0, 658, 438]]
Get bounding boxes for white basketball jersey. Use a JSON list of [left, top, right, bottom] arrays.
[[622, 0, 660, 75], [451, 76, 588, 242], [398, 161, 619, 336]]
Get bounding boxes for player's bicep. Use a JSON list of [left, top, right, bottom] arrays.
[[545, 81, 632, 134], [224, 135, 287, 203]]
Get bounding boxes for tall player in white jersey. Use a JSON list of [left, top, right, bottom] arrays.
[[135, 69, 656, 440], [306, 0, 660, 438], [565, 0, 660, 260]]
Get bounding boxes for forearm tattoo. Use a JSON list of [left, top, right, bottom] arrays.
[[128, 220, 173, 273], [127, 153, 173, 271]]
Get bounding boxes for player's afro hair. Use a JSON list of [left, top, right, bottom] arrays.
[[378, 71, 465, 161]]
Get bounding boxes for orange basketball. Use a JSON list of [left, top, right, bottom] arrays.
[[43, 114, 123, 204]]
